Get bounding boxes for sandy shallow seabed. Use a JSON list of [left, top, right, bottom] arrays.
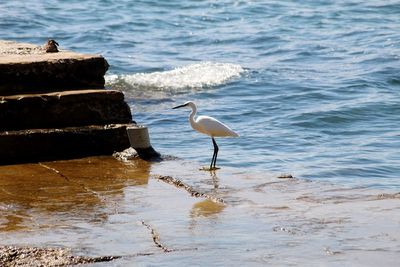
[[0, 156, 399, 266]]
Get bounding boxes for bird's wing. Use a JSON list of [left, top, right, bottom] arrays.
[[196, 116, 239, 137]]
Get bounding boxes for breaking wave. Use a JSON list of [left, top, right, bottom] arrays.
[[106, 62, 244, 91]]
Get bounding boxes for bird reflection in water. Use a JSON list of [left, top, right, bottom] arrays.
[[210, 170, 219, 189], [189, 170, 225, 233], [190, 199, 225, 218]]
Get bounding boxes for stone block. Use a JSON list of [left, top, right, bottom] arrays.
[[0, 124, 133, 165], [0, 40, 109, 95], [0, 89, 132, 131]]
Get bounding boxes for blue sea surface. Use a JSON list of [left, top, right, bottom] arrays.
[[1, 0, 399, 188]]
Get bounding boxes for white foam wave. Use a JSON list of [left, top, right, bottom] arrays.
[[106, 62, 244, 90]]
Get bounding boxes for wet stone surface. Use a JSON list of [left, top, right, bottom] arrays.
[[0, 246, 118, 267], [0, 157, 399, 266]]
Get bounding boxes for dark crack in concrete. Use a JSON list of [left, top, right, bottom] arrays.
[[141, 221, 172, 253], [154, 175, 224, 203]]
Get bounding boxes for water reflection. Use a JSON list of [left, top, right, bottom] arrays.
[[0, 156, 151, 232], [210, 170, 219, 189], [190, 199, 225, 218]]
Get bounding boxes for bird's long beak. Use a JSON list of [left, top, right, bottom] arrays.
[[172, 103, 187, 109]]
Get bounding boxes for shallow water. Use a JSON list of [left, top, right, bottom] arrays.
[[0, 158, 399, 266], [1, 0, 399, 265]]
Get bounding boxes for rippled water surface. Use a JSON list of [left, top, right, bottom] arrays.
[[1, 0, 399, 187], [1, 0, 399, 266]]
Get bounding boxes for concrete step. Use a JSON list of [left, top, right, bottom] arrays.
[[0, 89, 132, 131], [0, 40, 140, 165], [0, 40, 108, 95], [0, 124, 133, 165]]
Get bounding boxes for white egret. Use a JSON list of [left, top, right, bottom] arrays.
[[173, 101, 239, 170]]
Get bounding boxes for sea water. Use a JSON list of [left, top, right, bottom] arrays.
[[0, 1, 399, 266], [1, 0, 398, 187]]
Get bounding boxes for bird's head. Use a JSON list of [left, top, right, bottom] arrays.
[[172, 101, 195, 109], [47, 39, 59, 46]]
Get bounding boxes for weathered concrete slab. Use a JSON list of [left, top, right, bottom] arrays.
[[0, 40, 109, 95], [0, 89, 132, 131], [0, 124, 133, 165]]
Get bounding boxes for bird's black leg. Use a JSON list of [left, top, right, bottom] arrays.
[[210, 138, 217, 170], [212, 137, 219, 169]]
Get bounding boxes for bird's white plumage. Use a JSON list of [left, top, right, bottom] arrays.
[[195, 115, 239, 137], [179, 101, 239, 137], [173, 101, 239, 169]]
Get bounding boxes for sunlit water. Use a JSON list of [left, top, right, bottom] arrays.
[[0, 158, 399, 266], [1, 0, 399, 266], [1, 0, 399, 187]]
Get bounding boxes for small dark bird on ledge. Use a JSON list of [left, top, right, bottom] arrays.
[[44, 39, 59, 53]]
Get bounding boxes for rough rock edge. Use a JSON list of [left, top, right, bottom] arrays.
[[113, 147, 139, 161], [154, 175, 224, 203], [0, 245, 119, 267], [141, 221, 172, 253]]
